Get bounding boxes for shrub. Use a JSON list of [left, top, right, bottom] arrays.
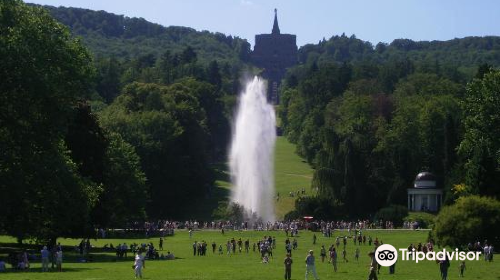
[[433, 195, 500, 248], [374, 205, 408, 227], [291, 197, 346, 220], [404, 212, 436, 229]]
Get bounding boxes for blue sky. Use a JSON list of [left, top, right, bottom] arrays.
[[28, 0, 500, 47]]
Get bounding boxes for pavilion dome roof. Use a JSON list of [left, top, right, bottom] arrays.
[[414, 172, 438, 188]]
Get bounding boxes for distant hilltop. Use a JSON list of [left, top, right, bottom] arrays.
[[35, 4, 500, 79]]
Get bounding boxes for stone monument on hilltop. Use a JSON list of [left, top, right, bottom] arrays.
[[252, 9, 297, 104]]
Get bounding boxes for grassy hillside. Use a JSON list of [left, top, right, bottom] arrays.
[[187, 136, 313, 221], [274, 136, 314, 218]]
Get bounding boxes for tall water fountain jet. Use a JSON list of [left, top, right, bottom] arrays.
[[229, 76, 276, 222]]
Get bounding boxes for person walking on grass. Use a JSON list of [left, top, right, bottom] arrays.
[[439, 256, 450, 280], [459, 261, 466, 277], [134, 251, 145, 279], [284, 253, 293, 280], [320, 245, 326, 262], [41, 246, 49, 272], [305, 250, 319, 280], [226, 241, 232, 255], [56, 249, 63, 272], [367, 252, 378, 280], [342, 248, 348, 262], [330, 247, 338, 272], [0, 258, 6, 272]]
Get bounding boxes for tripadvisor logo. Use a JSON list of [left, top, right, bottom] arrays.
[[375, 244, 398, 266], [375, 244, 482, 266]]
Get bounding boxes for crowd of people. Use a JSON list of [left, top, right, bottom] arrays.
[[100, 218, 402, 238], [0, 221, 495, 279]]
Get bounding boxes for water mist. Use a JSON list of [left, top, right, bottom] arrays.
[[229, 76, 276, 223]]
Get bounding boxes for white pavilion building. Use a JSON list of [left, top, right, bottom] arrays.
[[407, 172, 443, 212]]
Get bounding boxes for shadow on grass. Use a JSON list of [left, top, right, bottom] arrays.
[[0, 267, 95, 274]]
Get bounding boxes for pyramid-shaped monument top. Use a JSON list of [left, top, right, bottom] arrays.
[[272, 8, 280, 34]]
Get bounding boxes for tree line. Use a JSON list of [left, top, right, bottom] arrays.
[[280, 57, 500, 220]]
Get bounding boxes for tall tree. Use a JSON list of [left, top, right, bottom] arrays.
[[0, 0, 97, 241], [459, 70, 500, 198]]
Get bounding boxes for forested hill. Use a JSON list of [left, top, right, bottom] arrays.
[[36, 5, 500, 77], [299, 34, 500, 78], [34, 5, 251, 65]]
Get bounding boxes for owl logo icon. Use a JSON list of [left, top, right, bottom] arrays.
[[375, 244, 398, 266]]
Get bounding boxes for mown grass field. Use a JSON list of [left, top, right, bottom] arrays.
[[273, 136, 314, 218], [1, 230, 497, 280]]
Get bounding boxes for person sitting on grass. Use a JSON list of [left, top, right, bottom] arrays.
[[166, 251, 175, 260], [262, 255, 269, 263]]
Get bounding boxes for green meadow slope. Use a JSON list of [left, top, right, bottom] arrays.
[[193, 136, 313, 220]]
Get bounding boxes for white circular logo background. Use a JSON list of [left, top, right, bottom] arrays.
[[375, 244, 398, 267]]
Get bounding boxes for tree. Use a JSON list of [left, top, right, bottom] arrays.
[[0, 0, 97, 241], [459, 70, 500, 198], [373, 205, 408, 227], [207, 60, 222, 89], [65, 103, 108, 184], [94, 133, 147, 227], [96, 57, 122, 103], [433, 196, 500, 248], [181, 46, 197, 64], [99, 81, 214, 218]]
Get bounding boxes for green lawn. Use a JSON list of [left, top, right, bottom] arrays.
[[1, 230, 497, 280], [274, 136, 314, 218]]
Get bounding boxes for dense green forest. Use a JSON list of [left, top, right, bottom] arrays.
[[280, 56, 500, 220], [37, 5, 251, 65], [2, 0, 500, 244], [299, 34, 500, 80]]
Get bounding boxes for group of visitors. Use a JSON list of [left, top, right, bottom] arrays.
[[192, 240, 208, 256], [467, 241, 495, 262], [3, 244, 63, 273]]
